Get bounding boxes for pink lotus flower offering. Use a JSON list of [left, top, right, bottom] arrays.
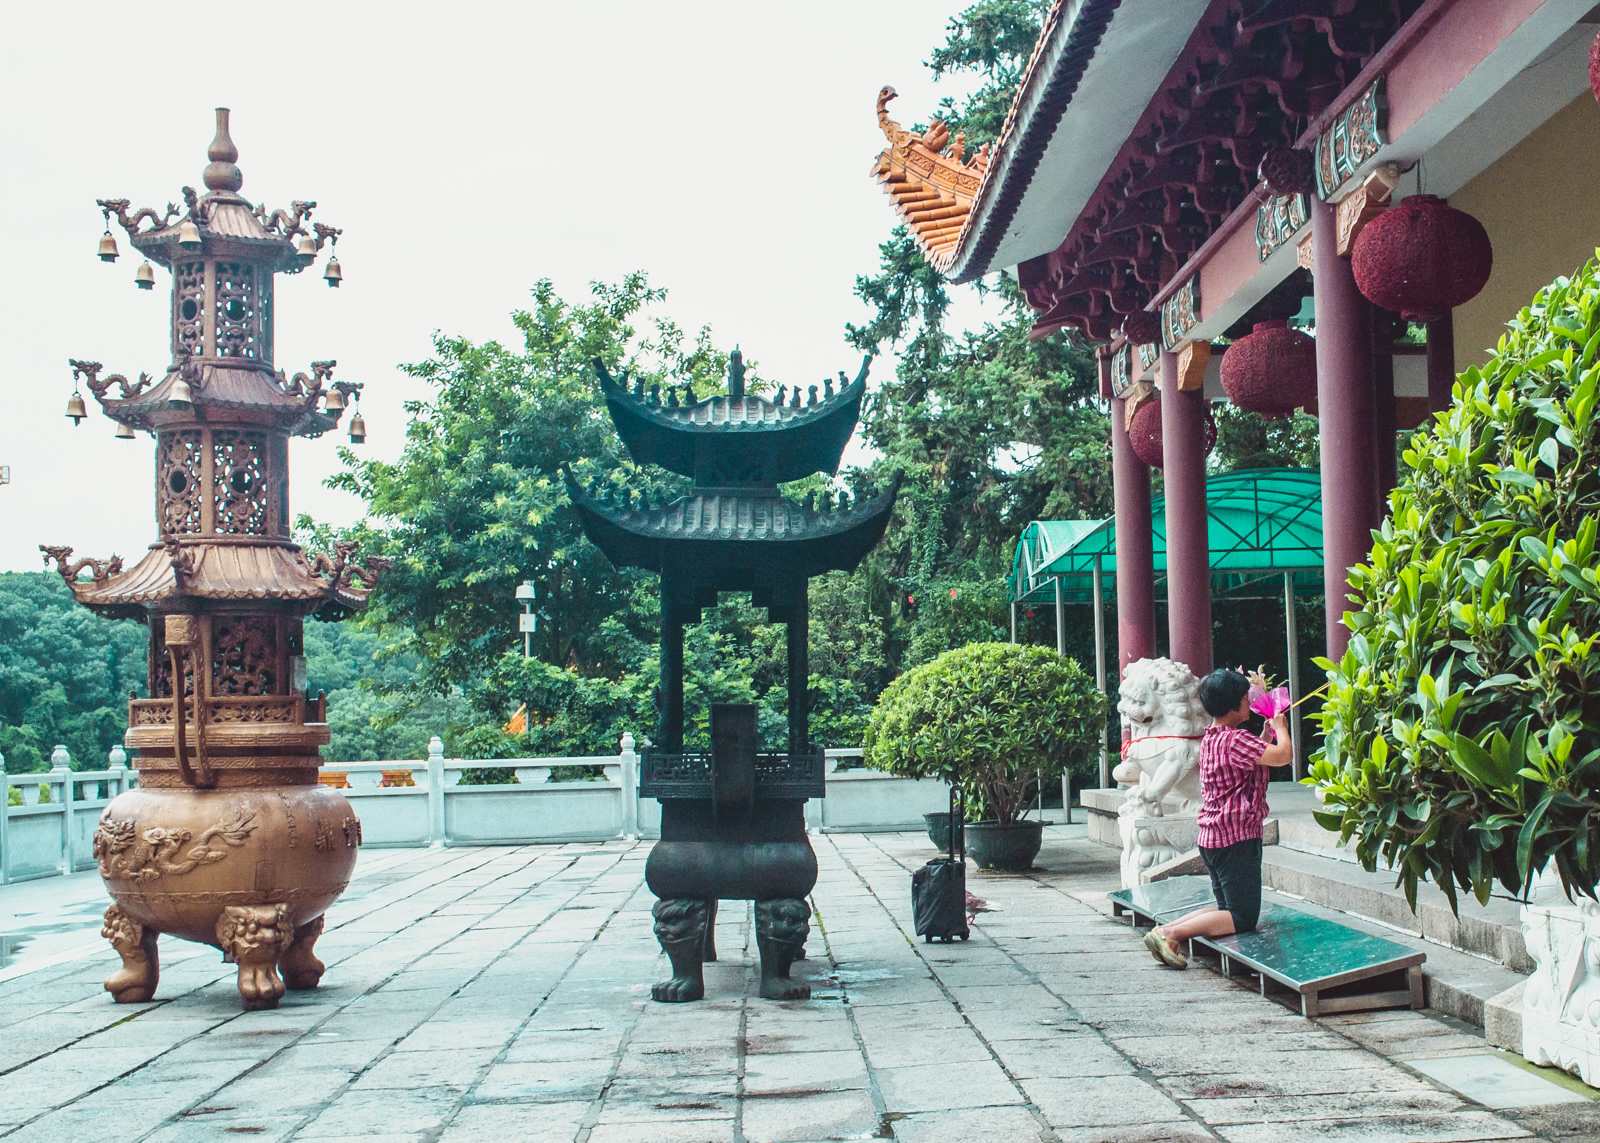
[[1245, 668, 1290, 719]]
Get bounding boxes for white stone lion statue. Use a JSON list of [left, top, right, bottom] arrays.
[[1115, 657, 1206, 815], [1114, 657, 1207, 886]]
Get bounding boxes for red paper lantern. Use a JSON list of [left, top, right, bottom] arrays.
[[1219, 320, 1317, 420], [1129, 400, 1164, 468], [1350, 195, 1492, 323], [1127, 398, 1217, 470], [1122, 311, 1160, 347]]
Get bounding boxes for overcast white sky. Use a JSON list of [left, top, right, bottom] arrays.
[[0, 1, 998, 572]]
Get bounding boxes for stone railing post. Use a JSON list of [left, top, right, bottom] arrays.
[[426, 736, 446, 847], [619, 732, 639, 840], [108, 745, 129, 797], [50, 744, 73, 875], [0, 750, 10, 885]]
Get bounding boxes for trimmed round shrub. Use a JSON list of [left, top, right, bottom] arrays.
[[862, 642, 1104, 824], [1311, 254, 1600, 907]]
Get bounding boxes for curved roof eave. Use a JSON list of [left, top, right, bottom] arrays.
[[936, 0, 1212, 284]]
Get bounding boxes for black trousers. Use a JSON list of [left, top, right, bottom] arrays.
[[1199, 838, 1263, 933]]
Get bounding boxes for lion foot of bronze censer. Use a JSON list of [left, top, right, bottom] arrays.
[[47, 109, 382, 1011]]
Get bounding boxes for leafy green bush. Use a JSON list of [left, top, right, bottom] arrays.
[[1311, 255, 1600, 907], [862, 642, 1103, 824]]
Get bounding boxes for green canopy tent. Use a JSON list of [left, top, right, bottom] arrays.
[[1009, 468, 1325, 784]]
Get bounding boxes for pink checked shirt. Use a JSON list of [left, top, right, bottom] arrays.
[[1195, 725, 1270, 849]]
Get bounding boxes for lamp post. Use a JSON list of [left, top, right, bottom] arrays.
[[516, 581, 536, 657]]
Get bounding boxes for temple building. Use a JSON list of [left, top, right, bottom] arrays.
[[873, 0, 1600, 679]]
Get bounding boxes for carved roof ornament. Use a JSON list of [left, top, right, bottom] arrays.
[[870, 87, 990, 267]]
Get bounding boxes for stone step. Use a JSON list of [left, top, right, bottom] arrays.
[[1257, 887, 1528, 1031], [1261, 843, 1530, 972]]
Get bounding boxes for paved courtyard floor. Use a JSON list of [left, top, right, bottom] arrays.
[[1, 828, 1597, 1143]]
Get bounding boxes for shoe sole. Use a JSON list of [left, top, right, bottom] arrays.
[[1143, 929, 1188, 969]]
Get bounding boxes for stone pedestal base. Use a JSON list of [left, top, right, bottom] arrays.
[[1521, 865, 1600, 1084], [1117, 810, 1199, 890]]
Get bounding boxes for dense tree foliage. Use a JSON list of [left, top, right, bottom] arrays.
[[0, 573, 146, 771], [0, 572, 459, 770], [1313, 257, 1600, 905]]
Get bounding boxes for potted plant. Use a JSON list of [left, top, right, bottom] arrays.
[[863, 642, 1104, 871]]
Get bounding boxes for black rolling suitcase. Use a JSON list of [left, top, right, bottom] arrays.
[[912, 778, 970, 942]]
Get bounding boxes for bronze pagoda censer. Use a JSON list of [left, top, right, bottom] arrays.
[[571, 351, 900, 1001], [43, 109, 385, 1011]]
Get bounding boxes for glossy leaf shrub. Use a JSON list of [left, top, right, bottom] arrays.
[[1311, 256, 1600, 908], [862, 642, 1103, 824]]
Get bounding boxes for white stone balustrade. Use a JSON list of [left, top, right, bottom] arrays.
[[1, 738, 955, 882]]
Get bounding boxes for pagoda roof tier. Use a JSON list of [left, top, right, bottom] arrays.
[[596, 357, 868, 484], [567, 472, 902, 580], [85, 360, 349, 437], [51, 539, 382, 621], [132, 192, 302, 273]]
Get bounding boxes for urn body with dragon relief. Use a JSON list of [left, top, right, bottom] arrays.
[[46, 110, 384, 1010]]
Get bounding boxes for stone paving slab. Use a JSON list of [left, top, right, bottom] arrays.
[[0, 830, 1594, 1142]]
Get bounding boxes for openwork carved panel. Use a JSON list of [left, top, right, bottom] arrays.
[[1160, 277, 1199, 352], [1256, 193, 1311, 262], [1314, 78, 1387, 201], [215, 262, 264, 360], [148, 626, 195, 700], [157, 430, 204, 534], [1110, 345, 1134, 400], [209, 697, 298, 723], [211, 615, 277, 696], [213, 429, 268, 535], [173, 261, 205, 357]]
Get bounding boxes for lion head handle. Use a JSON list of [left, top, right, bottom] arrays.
[[1113, 657, 1207, 815]]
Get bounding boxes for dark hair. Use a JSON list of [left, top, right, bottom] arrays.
[[1198, 669, 1251, 718]]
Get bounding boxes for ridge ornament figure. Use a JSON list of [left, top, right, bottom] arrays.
[[570, 350, 899, 1001]]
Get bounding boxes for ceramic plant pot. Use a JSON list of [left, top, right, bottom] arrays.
[[964, 820, 1044, 872]]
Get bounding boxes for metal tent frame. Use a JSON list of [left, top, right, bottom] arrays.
[[1008, 468, 1325, 785]]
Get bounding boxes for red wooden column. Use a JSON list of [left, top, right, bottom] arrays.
[[1107, 366, 1155, 677], [1159, 348, 1212, 677], [1312, 197, 1381, 661], [1426, 315, 1455, 412]]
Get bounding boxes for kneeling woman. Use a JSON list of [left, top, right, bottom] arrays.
[[1143, 668, 1290, 969]]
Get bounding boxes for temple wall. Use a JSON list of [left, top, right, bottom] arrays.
[[1450, 92, 1600, 374]]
